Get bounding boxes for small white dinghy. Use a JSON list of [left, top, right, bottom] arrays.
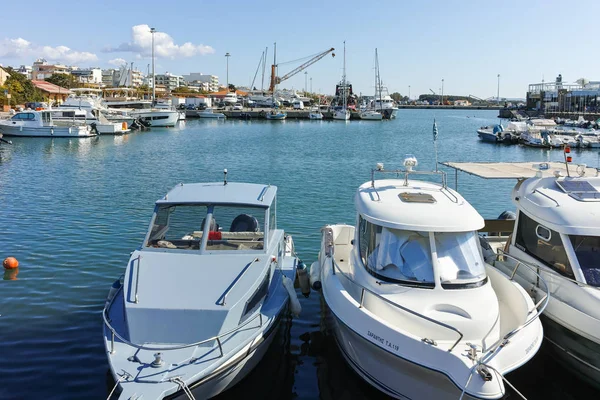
[[103, 172, 299, 399], [314, 157, 547, 399]]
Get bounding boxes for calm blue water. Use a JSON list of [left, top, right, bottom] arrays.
[[0, 110, 598, 399]]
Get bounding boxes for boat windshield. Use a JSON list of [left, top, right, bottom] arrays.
[[435, 231, 487, 286], [359, 218, 434, 286], [569, 235, 600, 287], [146, 204, 266, 251], [359, 217, 487, 287]]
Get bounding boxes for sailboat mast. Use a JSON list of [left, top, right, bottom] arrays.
[[343, 40, 347, 110], [376, 49, 382, 110]]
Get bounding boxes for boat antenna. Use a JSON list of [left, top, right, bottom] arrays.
[[433, 119, 439, 171], [223, 168, 228, 185]]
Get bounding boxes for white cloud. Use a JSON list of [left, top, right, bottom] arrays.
[[104, 24, 215, 59], [108, 57, 127, 66], [0, 37, 98, 64]]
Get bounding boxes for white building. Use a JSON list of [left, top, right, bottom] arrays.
[[32, 58, 71, 80], [182, 73, 219, 92], [155, 72, 184, 92], [71, 68, 103, 85], [16, 65, 32, 80]]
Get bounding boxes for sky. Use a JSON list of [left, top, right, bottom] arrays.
[[1, 0, 598, 99]]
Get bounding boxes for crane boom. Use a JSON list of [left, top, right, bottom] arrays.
[[429, 88, 436, 95], [269, 47, 335, 92]]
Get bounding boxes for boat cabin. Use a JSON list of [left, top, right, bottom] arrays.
[[443, 161, 600, 288], [355, 163, 487, 290], [144, 182, 277, 253], [9, 110, 55, 127]]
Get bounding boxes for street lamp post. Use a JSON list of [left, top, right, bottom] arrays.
[[310, 77, 312, 93], [225, 52, 231, 90], [497, 74, 500, 104], [441, 79, 444, 105], [150, 27, 156, 103], [304, 71, 308, 94], [408, 85, 411, 101]]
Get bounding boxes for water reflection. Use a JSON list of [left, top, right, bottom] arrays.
[[3, 268, 18, 280]]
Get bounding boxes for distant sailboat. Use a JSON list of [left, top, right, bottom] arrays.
[[360, 49, 383, 121], [333, 41, 350, 121]]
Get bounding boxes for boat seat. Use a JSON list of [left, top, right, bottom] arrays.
[[230, 214, 259, 233]]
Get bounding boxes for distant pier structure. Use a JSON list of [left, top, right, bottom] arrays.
[[526, 74, 600, 121]]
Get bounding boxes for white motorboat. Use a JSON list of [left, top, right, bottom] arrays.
[[223, 92, 238, 105], [50, 108, 130, 135], [103, 177, 300, 399], [333, 42, 351, 121], [197, 108, 226, 119], [308, 110, 323, 120], [445, 160, 600, 390], [359, 110, 383, 120], [313, 158, 546, 399], [265, 110, 287, 120], [0, 110, 95, 137]]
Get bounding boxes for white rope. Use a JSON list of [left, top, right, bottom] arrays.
[[458, 366, 476, 400], [106, 373, 128, 400], [171, 377, 197, 400]]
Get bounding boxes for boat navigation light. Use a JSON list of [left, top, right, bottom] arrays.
[[403, 155, 418, 172], [376, 163, 384, 171]]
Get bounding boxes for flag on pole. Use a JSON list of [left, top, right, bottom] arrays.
[[433, 119, 438, 141]]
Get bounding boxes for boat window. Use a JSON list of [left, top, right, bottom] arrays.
[[146, 205, 208, 250], [240, 272, 269, 324], [569, 235, 600, 287], [515, 212, 574, 279], [359, 216, 434, 286], [435, 231, 487, 287], [269, 198, 276, 232], [206, 205, 266, 251], [145, 204, 266, 251]]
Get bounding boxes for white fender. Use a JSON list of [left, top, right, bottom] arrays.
[[282, 275, 301, 317], [296, 262, 310, 297], [309, 261, 322, 290]]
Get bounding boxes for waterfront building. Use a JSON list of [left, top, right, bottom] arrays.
[[102, 69, 117, 87], [527, 74, 600, 114], [71, 68, 103, 86], [16, 65, 32, 80], [182, 73, 219, 92], [31, 80, 71, 105], [32, 59, 71, 80], [155, 72, 184, 92]]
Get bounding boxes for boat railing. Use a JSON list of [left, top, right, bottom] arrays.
[[371, 167, 449, 189], [497, 247, 598, 290], [488, 249, 550, 350], [330, 257, 464, 352], [103, 285, 263, 355]]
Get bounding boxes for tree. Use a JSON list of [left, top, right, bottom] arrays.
[[172, 86, 197, 94], [0, 67, 43, 105], [46, 73, 79, 89], [390, 92, 403, 102], [228, 83, 236, 92]]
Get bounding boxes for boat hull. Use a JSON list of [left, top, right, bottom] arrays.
[[265, 113, 287, 120], [132, 110, 179, 127], [379, 108, 398, 120], [167, 311, 283, 399], [332, 110, 350, 120], [542, 314, 600, 390], [0, 125, 95, 138], [477, 130, 498, 142], [327, 310, 479, 400]]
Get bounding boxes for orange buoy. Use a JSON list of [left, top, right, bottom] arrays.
[[3, 257, 19, 269]]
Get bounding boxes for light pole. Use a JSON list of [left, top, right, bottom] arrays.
[[497, 73, 500, 104], [304, 71, 308, 94], [310, 77, 313, 93], [441, 79, 444, 105], [225, 52, 231, 90], [150, 27, 156, 102], [408, 85, 411, 101]]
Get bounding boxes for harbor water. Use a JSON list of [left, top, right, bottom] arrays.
[[1, 109, 599, 399]]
